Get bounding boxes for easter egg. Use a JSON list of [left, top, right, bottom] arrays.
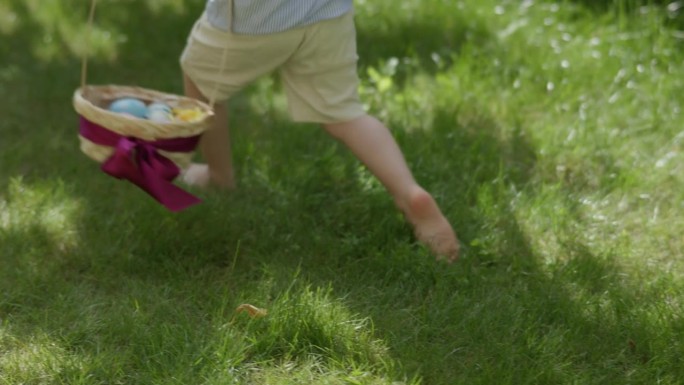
[[173, 108, 205, 122], [147, 109, 172, 123], [108, 98, 147, 119], [146, 102, 173, 122], [147, 102, 172, 114]]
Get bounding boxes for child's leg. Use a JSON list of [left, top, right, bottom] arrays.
[[324, 115, 460, 262], [182, 74, 236, 189], [179, 13, 307, 189]]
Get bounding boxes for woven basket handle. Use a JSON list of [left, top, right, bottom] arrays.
[[80, 0, 227, 109]]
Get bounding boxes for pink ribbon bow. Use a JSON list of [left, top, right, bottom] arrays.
[[79, 117, 202, 211]]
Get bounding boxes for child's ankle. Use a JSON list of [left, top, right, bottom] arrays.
[[394, 185, 429, 215], [209, 168, 236, 189]]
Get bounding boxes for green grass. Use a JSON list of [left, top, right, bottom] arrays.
[[1, 0, 683, 384]]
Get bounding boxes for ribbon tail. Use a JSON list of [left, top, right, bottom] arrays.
[[101, 140, 201, 212], [147, 178, 202, 212], [139, 162, 201, 212]]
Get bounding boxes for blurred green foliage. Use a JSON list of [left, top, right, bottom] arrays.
[[0, 0, 193, 61], [1, 0, 681, 63]]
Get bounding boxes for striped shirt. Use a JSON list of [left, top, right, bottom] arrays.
[[205, 0, 353, 35]]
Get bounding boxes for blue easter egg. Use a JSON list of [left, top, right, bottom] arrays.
[[147, 102, 172, 114], [108, 98, 148, 119], [147, 109, 172, 122]]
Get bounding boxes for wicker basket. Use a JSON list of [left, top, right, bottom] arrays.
[[73, 84, 214, 170], [73, 0, 219, 211]]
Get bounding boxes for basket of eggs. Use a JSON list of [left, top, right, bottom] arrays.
[[73, 0, 214, 211]]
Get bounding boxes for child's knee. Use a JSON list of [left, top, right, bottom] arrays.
[[322, 119, 353, 139]]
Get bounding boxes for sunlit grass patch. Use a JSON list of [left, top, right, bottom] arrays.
[[246, 358, 416, 385], [0, 328, 86, 384], [231, 282, 412, 384], [0, 177, 82, 252], [236, 282, 387, 363]]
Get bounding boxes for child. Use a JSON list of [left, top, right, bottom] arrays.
[[179, 0, 460, 262]]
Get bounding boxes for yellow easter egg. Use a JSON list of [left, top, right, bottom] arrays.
[[173, 108, 205, 122]]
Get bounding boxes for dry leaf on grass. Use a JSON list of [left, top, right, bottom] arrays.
[[236, 304, 268, 318]]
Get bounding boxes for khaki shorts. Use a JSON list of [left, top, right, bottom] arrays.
[[180, 10, 365, 124]]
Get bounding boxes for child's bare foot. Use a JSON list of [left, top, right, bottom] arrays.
[[181, 163, 235, 190], [181, 163, 211, 188], [399, 186, 460, 262]]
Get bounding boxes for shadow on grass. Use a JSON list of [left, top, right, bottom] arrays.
[[308, 109, 662, 383], [1, 2, 681, 384]]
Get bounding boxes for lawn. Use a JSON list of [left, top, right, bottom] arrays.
[[1, 0, 683, 384]]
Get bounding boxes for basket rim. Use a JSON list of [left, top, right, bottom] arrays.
[[73, 84, 214, 140], [74, 84, 214, 109]]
